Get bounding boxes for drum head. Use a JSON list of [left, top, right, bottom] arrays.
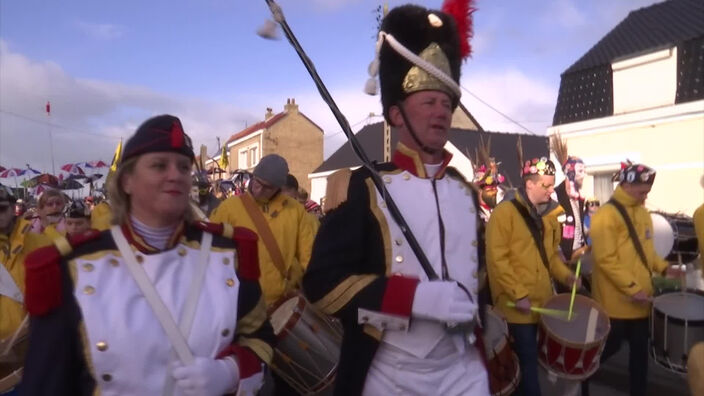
[[270, 296, 302, 335], [542, 294, 609, 345], [653, 292, 704, 322], [651, 213, 675, 260]]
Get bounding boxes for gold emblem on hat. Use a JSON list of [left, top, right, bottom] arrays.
[[402, 43, 453, 98]]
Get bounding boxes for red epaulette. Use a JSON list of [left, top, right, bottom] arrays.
[[193, 221, 260, 281], [24, 229, 102, 316]]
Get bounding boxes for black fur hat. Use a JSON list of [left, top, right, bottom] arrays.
[[122, 115, 194, 162], [378, 5, 462, 123]]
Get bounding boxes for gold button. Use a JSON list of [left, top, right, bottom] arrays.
[[109, 258, 119, 267], [223, 257, 230, 265], [135, 255, 144, 264], [226, 279, 235, 287], [403, 174, 411, 181], [82, 263, 94, 272], [395, 255, 404, 263], [471, 240, 478, 247], [383, 176, 392, 184], [177, 248, 187, 256], [221, 329, 230, 337], [83, 286, 95, 295], [96, 341, 108, 351], [102, 374, 112, 382], [394, 239, 403, 246]]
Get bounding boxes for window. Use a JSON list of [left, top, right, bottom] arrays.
[[249, 146, 258, 167], [239, 150, 248, 169], [593, 172, 616, 204]]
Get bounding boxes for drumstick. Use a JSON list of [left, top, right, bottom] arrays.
[[1, 314, 28, 357], [505, 302, 575, 320], [568, 259, 582, 321]]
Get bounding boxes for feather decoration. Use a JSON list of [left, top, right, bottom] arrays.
[[516, 136, 524, 175], [442, 0, 476, 59], [550, 132, 569, 168]]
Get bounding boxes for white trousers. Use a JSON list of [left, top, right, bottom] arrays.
[[362, 341, 490, 396]]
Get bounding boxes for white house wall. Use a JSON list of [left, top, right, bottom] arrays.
[[612, 47, 678, 115]]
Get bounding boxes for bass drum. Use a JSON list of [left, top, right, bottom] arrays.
[[651, 212, 699, 264]]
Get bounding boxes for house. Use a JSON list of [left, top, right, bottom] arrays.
[[548, 0, 704, 214], [206, 98, 324, 192], [308, 116, 549, 204]]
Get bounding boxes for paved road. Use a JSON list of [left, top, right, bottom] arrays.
[[583, 347, 689, 396]]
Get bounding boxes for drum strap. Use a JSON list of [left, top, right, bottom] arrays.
[[110, 225, 213, 366], [607, 199, 650, 274], [510, 200, 550, 271], [240, 193, 287, 279]]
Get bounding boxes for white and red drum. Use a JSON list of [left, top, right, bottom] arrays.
[[537, 294, 610, 380], [483, 308, 520, 396], [650, 291, 704, 373], [268, 293, 343, 396]]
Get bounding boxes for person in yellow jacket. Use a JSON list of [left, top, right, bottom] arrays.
[[487, 157, 579, 396], [90, 199, 113, 231], [589, 163, 680, 396], [210, 154, 319, 306], [694, 175, 704, 261], [0, 189, 50, 393]]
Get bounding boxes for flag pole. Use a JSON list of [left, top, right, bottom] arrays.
[[46, 101, 56, 175]]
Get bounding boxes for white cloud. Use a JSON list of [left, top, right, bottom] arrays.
[[0, 40, 258, 177], [75, 21, 127, 40], [461, 67, 557, 135], [545, 0, 587, 28]]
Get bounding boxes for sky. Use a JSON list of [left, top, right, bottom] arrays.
[[0, 0, 664, 181]]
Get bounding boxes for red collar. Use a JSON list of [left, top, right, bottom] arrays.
[[392, 143, 453, 179], [120, 221, 185, 254]]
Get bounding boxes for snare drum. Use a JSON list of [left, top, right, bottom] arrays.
[[483, 308, 520, 396], [650, 291, 704, 373], [268, 293, 342, 395], [651, 212, 699, 264], [537, 294, 610, 380]]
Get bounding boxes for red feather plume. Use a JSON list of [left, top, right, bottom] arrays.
[[442, 0, 476, 59]]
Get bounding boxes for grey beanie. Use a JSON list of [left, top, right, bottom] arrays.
[[253, 154, 289, 188]]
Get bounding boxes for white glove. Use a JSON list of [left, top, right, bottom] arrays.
[[411, 281, 476, 323], [172, 357, 239, 396]]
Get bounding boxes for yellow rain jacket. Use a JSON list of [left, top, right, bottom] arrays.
[[591, 186, 669, 319], [0, 218, 50, 339], [694, 203, 704, 261], [90, 201, 113, 231], [487, 193, 574, 324], [210, 192, 319, 305]]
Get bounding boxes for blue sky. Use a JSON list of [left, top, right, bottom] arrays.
[[0, 0, 662, 178]]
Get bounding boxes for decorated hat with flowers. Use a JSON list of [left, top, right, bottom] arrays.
[[614, 161, 656, 185], [522, 157, 556, 178]]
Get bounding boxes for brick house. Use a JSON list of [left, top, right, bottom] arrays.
[[208, 98, 324, 192]]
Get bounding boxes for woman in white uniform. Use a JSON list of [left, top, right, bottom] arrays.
[[20, 114, 274, 396]]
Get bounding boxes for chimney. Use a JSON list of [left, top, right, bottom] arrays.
[[264, 107, 274, 120], [284, 98, 299, 114]]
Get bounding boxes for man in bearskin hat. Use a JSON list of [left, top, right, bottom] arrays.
[[303, 3, 490, 395], [588, 162, 682, 396], [486, 157, 580, 396]]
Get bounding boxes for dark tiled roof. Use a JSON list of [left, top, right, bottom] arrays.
[[564, 0, 704, 74], [313, 122, 548, 187]]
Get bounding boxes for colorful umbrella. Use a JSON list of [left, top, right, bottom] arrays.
[[25, 167, 40, 175], [28, 174, 59, 188], [60, 163, 85, 175], [85, 160, 108, 168], [0, 168, 25, 178], [0, 166, 6, 172], [59, 179, 84, 190]]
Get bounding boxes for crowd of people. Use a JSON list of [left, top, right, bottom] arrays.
[[1, 3, 703, 396]]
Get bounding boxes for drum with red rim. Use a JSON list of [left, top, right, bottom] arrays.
[[483, 308, 520, 396], [537, 294, 610, 380]]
